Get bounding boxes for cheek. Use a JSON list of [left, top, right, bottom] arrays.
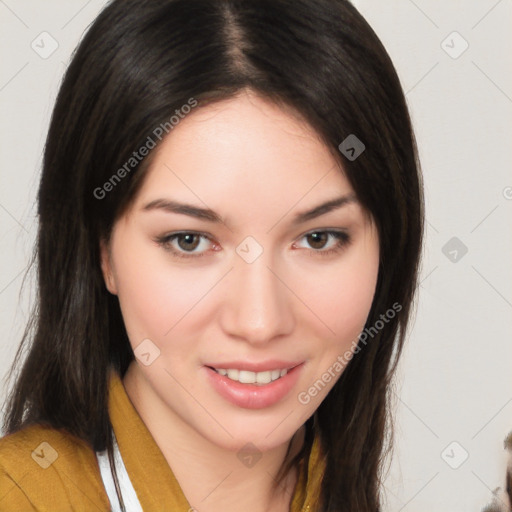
[[111, 235, 215, 343], [295, 235, 379, 347], [334, 258, 378, 332]]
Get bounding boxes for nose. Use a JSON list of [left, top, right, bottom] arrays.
[[219, 253, 295, 344]]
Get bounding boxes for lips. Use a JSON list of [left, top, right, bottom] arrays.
[[204, 362, 305, 409]]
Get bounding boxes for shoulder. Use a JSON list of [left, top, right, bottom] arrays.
[[0, 423, 110, 511]]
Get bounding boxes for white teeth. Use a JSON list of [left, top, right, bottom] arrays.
[[213, 367, 289, 385], [227, 369, 239, 380], [256, 371, 271, 384], [239, 370, 257, 384]]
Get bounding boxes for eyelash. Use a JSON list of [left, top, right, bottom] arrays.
[[154, 230, 351, 260]]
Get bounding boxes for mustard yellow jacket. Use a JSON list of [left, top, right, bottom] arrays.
[[0, 371, 324, 511]]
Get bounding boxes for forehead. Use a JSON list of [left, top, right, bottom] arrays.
[[129, 92, 356, 223]]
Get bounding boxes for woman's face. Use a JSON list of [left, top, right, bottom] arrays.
[[101, 91, 380, 452]]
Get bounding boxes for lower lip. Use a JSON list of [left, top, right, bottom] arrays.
[[203, 364, 304, 410]]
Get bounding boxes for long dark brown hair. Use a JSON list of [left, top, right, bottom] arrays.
[[2, 0, 424, 510]]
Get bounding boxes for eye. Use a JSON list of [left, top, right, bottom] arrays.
[[155, 232, 216, 259], [155, 229, 351, 260], [293, 230, 351, 257]]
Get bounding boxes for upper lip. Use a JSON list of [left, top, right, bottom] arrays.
[[206, 360, 304, 372]]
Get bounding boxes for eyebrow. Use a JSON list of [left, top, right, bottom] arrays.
[[141, 194, 358, 227]]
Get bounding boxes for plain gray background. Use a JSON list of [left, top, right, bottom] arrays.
[[1, 1, 511, 510]]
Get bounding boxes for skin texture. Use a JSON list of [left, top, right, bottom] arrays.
[[100, 90, 380, 512]]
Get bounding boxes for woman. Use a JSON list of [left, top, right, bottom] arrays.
[[0, 0, 423, 511]]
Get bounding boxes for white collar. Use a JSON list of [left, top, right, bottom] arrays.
[[96, 433, 143, 512]]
